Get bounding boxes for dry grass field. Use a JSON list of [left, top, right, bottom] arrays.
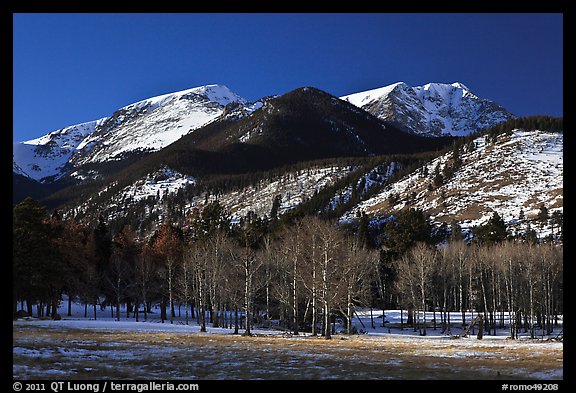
[[13, 322, 563, 380]]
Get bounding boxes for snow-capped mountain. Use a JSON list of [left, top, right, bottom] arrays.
[[341, 82, 514, 137], [13, 84, 246, 182], [342, 129, 563, 238]]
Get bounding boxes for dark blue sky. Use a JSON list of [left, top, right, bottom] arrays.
[[13, 13, 563, 142]]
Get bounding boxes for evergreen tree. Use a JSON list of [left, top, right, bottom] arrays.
[[472, 211, 508, 244], [93, 214, 112, 284], [537, 204, 549, 227], [193, 200, 231, 239], [380, 208, 434, 256], [357, 212, 372, 248], [449, 220, 464, 241], [550, 210, 563, 240], [433, 163, 444, 188], [270, 194, 282, 221], [524, 223, 538, 244], [13, 198, 64, 317]]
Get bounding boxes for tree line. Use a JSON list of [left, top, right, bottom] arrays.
[[13, 198, 562, 339]]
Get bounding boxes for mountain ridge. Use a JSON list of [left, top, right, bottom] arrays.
[[13, 81, 523, 219]]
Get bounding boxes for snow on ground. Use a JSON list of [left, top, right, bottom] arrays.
[[14, 297, 564, 379], [15, 298, 563, 341], [121, 167, 196, 203], [13, 300, 563, 380]]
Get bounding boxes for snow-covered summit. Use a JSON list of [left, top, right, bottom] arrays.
[[341, 81, 513, 137], [120, 84, 245, 113], [13, 84, 247, 182], [340, 82, 409, 108]]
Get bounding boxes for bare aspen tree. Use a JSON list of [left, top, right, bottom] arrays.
[[412, 243, 436, 336], [179, 243, 194, 325], [520, 242, 540, 338], [341, 236, 376, 334], [108, 253, 128, 322], [220, 244, 244, 334], [497, 242, 520, 339], [231, 227, 264, 336], [437, 245, 454, 334], [278, 220, 304, 334], [448, 240, 470, 327], [107, 226, 138, 322], [154, 224, 182, 325], [206, 231, 229, 328], [135, 243, 155, 321], [261, 235, 273, 325], [537, 243, 562, 336], [300, 217, 322, 336], [488, 245, 502, 336], [186, 241, 208, 332], [315, 219, 345, 339], [395, 243, 436, 335], [270, 242, 292, 330], [475, 245, 493, 336], [394, 252, 418, 332]]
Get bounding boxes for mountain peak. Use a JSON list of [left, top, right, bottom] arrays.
[[120, 84, 246, 113], [450, 81, 470, 91], [340, 82, 409, 107], [193, 84, 247, 106], [341, 81, 513, 137]]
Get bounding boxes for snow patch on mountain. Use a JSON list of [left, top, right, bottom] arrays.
[[71, 167, 196, 222], [121, 84, 244, 114], [326, 162, 398, 213], [127, 167, 196, 203], [214, 166, 355, 222], [72, 165, 355, 226], [341, 82, 408, 108]]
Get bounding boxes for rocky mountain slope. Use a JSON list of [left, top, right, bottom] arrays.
[[341, 129, 563, 238]]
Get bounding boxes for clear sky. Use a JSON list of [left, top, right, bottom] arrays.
[[13, 13, 563, 142]]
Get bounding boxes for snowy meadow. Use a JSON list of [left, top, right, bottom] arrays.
[[13, 303, 563, 380]]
